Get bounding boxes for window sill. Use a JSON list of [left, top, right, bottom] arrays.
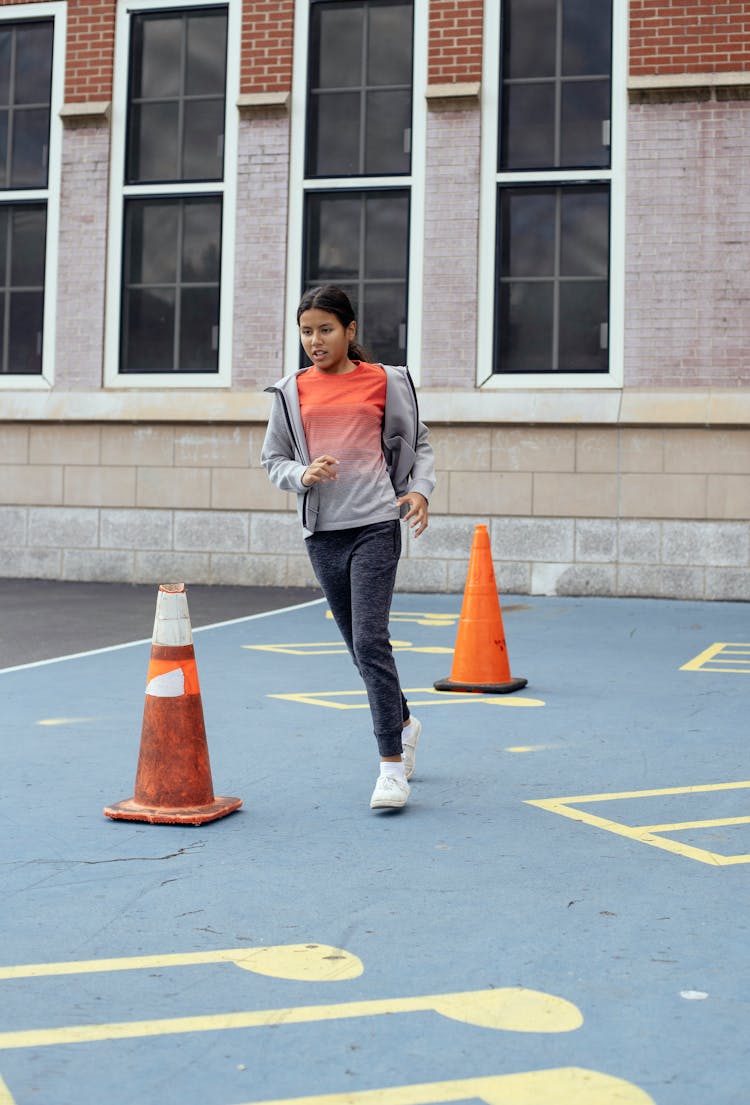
[[1, 388, 749, 427]]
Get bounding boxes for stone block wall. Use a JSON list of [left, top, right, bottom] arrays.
[[1, 421, 748, 600]]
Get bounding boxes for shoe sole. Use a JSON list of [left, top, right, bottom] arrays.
[[370, 797, 408, 809]]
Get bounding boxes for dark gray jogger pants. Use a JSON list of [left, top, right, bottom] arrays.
[[305, 520, 409, 758]]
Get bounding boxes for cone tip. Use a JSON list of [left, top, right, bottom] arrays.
[[160, 582, 186, 594]]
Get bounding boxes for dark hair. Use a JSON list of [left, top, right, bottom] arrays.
[[297, 285, 368, 361]]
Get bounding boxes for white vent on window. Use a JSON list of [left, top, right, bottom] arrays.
[[602, 119, 611, 147], [211, 325, 219, 351], [599, 322, 609, 350], [403, 128, 411, 155]]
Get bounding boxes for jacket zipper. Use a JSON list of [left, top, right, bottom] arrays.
[[266, 384, 310, 528]]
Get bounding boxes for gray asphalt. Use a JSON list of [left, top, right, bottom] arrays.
[[0, 580, 321, 669]]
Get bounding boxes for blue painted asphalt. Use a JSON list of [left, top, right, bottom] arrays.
[[1, 592, 749, 1105]]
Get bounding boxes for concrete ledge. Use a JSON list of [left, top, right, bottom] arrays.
[[629, 72, 750, 103], [2, 388, 750, 426], [59, 101, 111, 121], [425, 81, 481, 109], [237, 90, 290, 115]]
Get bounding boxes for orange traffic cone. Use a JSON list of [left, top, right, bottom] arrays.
[[434, 525, 527, 694], [104, 583, 242, 825]]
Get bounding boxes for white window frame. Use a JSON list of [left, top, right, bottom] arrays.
[[477, 0, 627, 390], [104, 0, 240, 389], [0, 1, 65, 391], [285, 0, 427, 381]]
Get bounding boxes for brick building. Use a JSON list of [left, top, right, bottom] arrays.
[[0, 0, 748, 598]]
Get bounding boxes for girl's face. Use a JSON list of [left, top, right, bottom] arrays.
[[299, 308, 357, 375]]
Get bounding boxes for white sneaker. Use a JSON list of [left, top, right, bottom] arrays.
[[402, 716, 422, 780], [370, 774, 410, 809]]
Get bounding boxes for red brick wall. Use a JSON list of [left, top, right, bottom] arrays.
[[428, 0, 483, 85], [630, 1, 750, 76], [65, 0, 116, 103], [241, 0, 294, 94]]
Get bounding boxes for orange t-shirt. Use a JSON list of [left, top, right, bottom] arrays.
[[296, 361, 400, 530]]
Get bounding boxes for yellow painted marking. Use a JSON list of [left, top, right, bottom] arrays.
[[325, 610, 460, 628], [0, 1075, 15, 1105], [0, 987, 582, 1051], [680, 642, 750, 673], [505, 745, 550, 753], [244, 642, 453, 656], [36, 717, 96, 726], [527, 781, 750, 866], [270, 688, 544, 710], [227, 1068, 654, 1105], [0, 944, 362, 983]]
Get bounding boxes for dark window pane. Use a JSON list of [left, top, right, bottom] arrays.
[[361, 281, 406, 365], [180, 286, 219, 371], [562, 0, 612, 77], [0, 292, 4, 370], [560, 80, 610, 168], [9, 289, 43, 373], [368, 2, 412, 85], [14, 22, 53, 105], [185, 13, 227, 96], [124, 201, 178, 285], [182, 200, 222, 282], [306, 194, 360, 280], [0, 207, 7, 273], [311, 4, 363, 89], [498, 282, 554, 373], [123, 287, 175, 372], [127, 101, 179, 182], [0, 32, 11, 105], [365, 192, 409, 278], [10, 205, 46, 285], [11, 108, 48, 186], [560, 188, 609, 277], [183, 99, 224, 180], [0, 111, 7, 186], [500, 83, 555, 170], [500, 189, 556, 278], [133, 16, 181, 99], [308, 91, 361, 176], [502, 0, 556, 79], [365, 90, 410, 174], [558, 280, 608, 371]]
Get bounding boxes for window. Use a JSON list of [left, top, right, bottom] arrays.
[[479, 0, 625, 387], [106, 0, 238, 386], [0, 12, 60, 382], [290, 0, 425, 370]]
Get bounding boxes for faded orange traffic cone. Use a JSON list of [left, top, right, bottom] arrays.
[[434, 525, 527, 694], [104, 583, 242, 825]]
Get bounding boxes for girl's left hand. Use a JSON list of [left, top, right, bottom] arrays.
[[397, 492, 429, 537]]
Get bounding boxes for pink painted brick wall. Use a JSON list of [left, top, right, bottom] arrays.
[[624, 100, 750, 389], [232, 114, 291, 389], [420, 108, 481, 387], [55, 121, 110, 390]]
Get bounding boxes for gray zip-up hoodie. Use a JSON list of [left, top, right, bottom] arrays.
[[261, 364, 436, 537]]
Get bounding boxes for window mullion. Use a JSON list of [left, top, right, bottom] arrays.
[[173, 199, 184, 371], [2, 211, 11, 372], [359, 4, 368, 174], [552, 188, 561, 371]]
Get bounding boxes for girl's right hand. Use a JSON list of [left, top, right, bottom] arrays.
[[302, 455, 339, 487]]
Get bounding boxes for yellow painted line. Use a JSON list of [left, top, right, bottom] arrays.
[[638, 816, 750, 832], [270, 688, 544, 710], [0, 944, 362, 983], [244, 642, 453, 656], [0, 987, 582, 1050], [325, 610, 460, 628], [681, 642, 750, 672], [226, 1068, 654, 1105], [0, 1075, 15, 1105], [527, 782, 750, 866]]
